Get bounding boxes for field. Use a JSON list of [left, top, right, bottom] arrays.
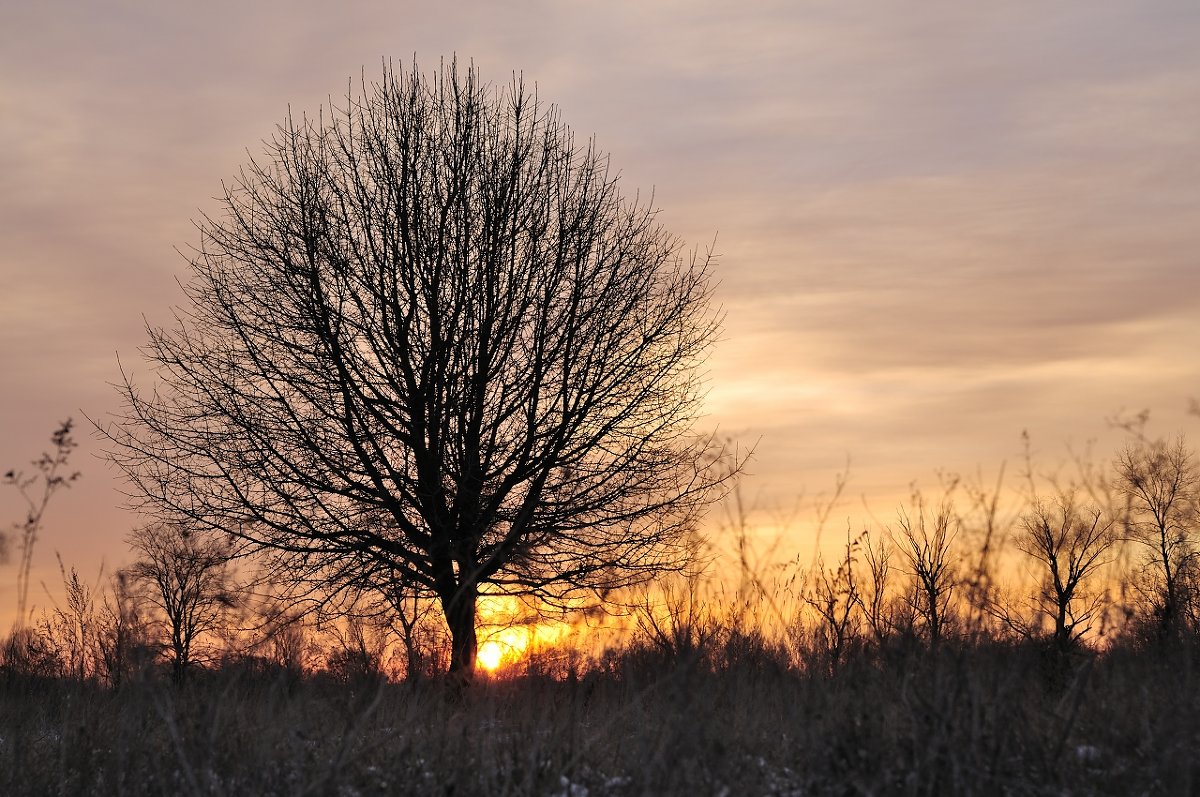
[[3, 631, 1200, 796], [5, 428, 1200, 794]]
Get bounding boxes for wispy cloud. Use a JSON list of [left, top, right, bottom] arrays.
[[2, 0, 1198, 579]]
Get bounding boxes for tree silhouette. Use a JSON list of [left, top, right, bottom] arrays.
[[101, 59, 731, 678], [1013, 498, 1113, 651], [1115, 437, 1199, 640], [126, 523, 236, 682], [894, 498, 958, 648]]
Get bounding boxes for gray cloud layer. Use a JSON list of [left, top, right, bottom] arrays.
[[2, 1, 1198, 593]]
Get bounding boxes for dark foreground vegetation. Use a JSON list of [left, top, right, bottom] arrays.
[[5, 417, 1200, 794], [4, 408, 1200, 797], [2, 631, 1200, 796]]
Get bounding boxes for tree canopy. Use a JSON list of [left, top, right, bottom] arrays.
[[103, 59, 731, 677]]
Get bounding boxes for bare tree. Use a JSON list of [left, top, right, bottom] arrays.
[[1114, 437, 1199, 639], [860, 529, 897, 647], [1011, 498, 1114, 650], [126, 524, 236, 682], [803, 531, 862, 673], [893, 499, 958, 648], [100, 59, 732, 679], [384, 586, 449, 681]]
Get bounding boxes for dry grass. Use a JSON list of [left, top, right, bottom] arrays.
[[6, 429, 1200, 794], [3, 634, 1199, 796]]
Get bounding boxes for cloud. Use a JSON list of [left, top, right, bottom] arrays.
[[2, 0, 1199, 598]]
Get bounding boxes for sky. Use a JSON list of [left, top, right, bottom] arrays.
[[2, 1, 1199, 619]]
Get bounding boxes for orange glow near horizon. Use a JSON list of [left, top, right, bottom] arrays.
[[476, 626, 532, 672], [474, 594, 576, 673]]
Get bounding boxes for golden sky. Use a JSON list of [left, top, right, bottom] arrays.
[[2, 1, 1199, 618]]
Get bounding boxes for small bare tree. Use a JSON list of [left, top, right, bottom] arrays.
[[126, 523, 236, 681], [894, 499, 958, 648], [1012, 498, 1114, 650], [385, 586, 450, 680], [803, 531, 863, 672], [1115, 437, 1199, 639], [860, 529, 897, 647]]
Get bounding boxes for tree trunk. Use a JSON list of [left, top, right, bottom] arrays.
[[171, 622, 188, 684], [1054, 603, 1070, 651], [442, 582, 479, 681], [1160, 534, 1178, 640], [171, 645, 187, 684]]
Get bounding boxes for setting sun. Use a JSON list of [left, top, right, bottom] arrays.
[[477, 641, 505, 672], [475, 624, 535, 673], [474, 595, 577, 673]]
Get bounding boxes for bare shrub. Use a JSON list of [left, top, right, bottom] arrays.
[[1013, 498, 1114, 650], [384, 587, 451, 681], [633, 573, 720, 664], [1115, 437, 1199, 640], [245, 606, 320, 679], [801, 531, 863, 673], [0, 624, 62, 679], [893, 498, 959, 648], [323, 617, 392, 683], [126, 523, 237, 681], [860, 529, 901, 647]]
